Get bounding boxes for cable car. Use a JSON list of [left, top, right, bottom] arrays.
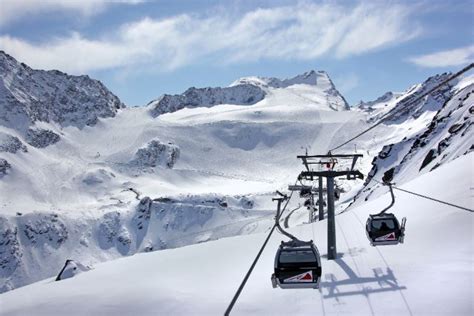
[[366, 213, 406, 246], [271, 240, 322, 289], [365, 183, 406, 246]]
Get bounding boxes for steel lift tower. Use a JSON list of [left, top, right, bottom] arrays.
[[297, 153, 363, 260]]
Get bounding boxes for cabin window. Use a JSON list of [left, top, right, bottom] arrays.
[[279, 249, 316, 263], [372, 219, 396, 230]]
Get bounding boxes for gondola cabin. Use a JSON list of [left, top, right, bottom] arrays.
[[271, 240, 322, 289], [299, 187, 312, 198], [366, 213, 406, 246]]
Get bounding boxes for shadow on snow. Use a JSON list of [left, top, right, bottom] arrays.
[[320, 257, 407, 300]]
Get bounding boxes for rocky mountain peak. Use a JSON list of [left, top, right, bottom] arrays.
[[357, 91, 398, 109], [230, 69, 330, 88], [0, 51, 125, 132], [150, 69, 349, 116]]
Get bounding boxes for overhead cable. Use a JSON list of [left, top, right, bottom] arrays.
[[224, 185, 295, 315], [330, 63, 474, 152], [372, 179, 473, 212]]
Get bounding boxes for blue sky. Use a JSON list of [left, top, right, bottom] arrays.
[[0, 0, 473, 106]]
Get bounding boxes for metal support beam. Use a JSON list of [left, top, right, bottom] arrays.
[[327, 177, 337, 260], [297, 154, 363, 159], [288, 185, 314, 191], [299, 170, 364, 180], [318, 176, 324, 221]]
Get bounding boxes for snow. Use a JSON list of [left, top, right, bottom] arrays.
[[0, 153, 472, 315], [1, 50, 473, 306]]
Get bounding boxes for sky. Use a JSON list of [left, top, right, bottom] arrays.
[[0, 0, 473, 106]]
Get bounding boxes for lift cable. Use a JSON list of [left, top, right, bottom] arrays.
[[224, 185, 296, 316], [329, 63, 474, 152], [372, 179, 473, 212]]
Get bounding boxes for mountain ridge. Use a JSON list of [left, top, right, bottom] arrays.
[[148, 69, 350, 116], [0, 50, 125, 132]]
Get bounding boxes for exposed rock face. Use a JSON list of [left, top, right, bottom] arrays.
[[22, 213, 69, 247], [131, 140, 180, 168], [97, 211, 131, 255], [25, 128, 60, 148], [149, 84, 266, 117], [400, 83, 473, 172], [0, 51, 125, 131], [0, 217, 22, 279], [0, 158, 11, 176], [0, 132, 27, 153]]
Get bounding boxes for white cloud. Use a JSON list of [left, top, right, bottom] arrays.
[[408, 45, 474, 68], [0, 0, 142, 26], [0, 2, 421, 74], [335, 4, 421, 57]]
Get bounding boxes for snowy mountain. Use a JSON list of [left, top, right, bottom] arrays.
[[0, 50, 472, 313], [357, 91, 403, 111], [0, 50, 124, 155], [149, 69, 349, 116], [350, 74, 473, 207]]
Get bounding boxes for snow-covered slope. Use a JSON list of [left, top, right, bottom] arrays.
[[0, 193, 275, 293], [0, 51, 472, 299], [1, 153, 471, 315], [351, 75, 474, 207]]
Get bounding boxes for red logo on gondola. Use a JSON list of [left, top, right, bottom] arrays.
[[301, 273, 312, 280], [284, 271, 313, 283], [376, 232, 396, 241]]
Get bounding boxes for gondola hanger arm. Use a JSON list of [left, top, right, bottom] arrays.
[[377, 182, 395, 215]]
